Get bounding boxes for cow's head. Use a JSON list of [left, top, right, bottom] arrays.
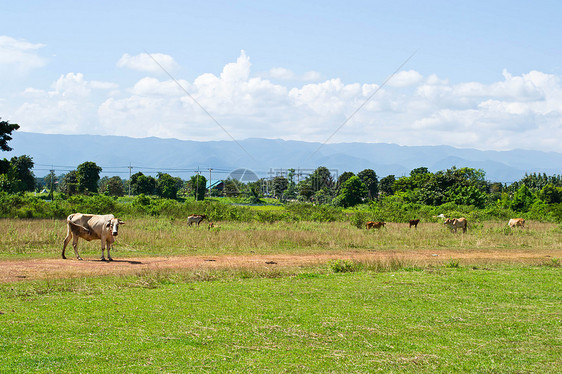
[[106, 218, 125, 236]]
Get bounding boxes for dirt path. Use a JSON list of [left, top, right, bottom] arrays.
[[1, 249, 559, 283]]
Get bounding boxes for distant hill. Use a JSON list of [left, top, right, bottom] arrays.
[[5, 132, 562, 183]]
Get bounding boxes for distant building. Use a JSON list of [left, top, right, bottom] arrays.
[[207, 180, 224, 195]]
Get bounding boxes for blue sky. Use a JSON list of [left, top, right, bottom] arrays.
[[2, 0, 562, 152]]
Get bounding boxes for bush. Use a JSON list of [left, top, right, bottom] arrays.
[[328, 259, 357, 273]]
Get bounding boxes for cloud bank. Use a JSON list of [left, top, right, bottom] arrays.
[[4, 47, 562, 152]]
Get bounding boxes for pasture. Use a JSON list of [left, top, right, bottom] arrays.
[[0, 217, 560, 372]]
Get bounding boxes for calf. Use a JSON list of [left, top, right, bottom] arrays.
[[62, 213, 125, 261], [366, 221, 386, 230], [187, 214, 207, 227], [508, 218, 525, 229], [444, 217, 467, 233], [409, 219, 420, 229]]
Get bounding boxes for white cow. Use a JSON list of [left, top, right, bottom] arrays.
[[62, 213, 125, 261]]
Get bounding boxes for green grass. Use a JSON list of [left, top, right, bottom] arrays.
[[1, 218, 561, 260], [0, 265, 560, 373]]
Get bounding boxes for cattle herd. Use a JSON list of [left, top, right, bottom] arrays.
[[61, 212, 527, 261]]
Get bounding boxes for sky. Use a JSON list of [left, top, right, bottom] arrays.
[[1, 0, 562, 152]]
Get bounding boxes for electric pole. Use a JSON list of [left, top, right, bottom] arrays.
[[208, 168, 213, 197], [128, 163, 133, 196]]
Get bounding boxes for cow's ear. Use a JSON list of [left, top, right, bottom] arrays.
[[118, 220, 125, 225]]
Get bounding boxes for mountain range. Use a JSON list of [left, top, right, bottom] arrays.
[[5, 132, 562, 183]]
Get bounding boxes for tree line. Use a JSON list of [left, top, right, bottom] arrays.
[[2, 118, 562, 218]]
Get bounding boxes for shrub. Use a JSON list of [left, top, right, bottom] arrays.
[[328, 259, 357, 273]]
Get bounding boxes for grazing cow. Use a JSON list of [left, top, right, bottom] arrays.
[[444, 217, 468, 233], [366, 221, 386, 230], [187, 214, 207, 227], [508, 218, 525, 229], [208, 222, 215, 230], [409, 219, 420, 229], [62, 213, 125, 261]]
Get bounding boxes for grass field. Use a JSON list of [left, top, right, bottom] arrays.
[[0, 265, 560, 373], [1, 218, 561, 259], [0, 218, 560, 372]]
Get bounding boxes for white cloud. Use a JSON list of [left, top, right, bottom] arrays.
[[268, 67, 322, 82], [269, 67, 296, 80], [387, 70, 423, 87], [0, 35, 47, 74], [117, 52, 179, 74], [7, 50, 562, 152]]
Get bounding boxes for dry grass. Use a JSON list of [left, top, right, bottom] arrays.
[[1, 217, 561, 260]]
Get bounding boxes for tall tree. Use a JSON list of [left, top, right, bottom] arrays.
[[308, 166, 335, 193], [189, 174, 207, 200], [100, 176, 125, 197], [357, 169, 378, 199], [0, 118, 20, 152], [130, 172, 157, 195], [336, 171, 355, 193], [76, 161, 102, 193], [60, 170, 79, 195], [156, 173, 183, 199], [272, 176, 289, 198], [379, 175, 395, 196], [10, 155, 35, 192], [334, 176, 367, 207]]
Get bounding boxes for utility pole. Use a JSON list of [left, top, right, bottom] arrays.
[[49, 167, 55, 200], [128, 163, 133, 196], [208, 168, 213, 197], [195, 167, 200, 201]]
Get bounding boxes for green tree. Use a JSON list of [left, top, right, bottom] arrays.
[[511, 185, 536, 212], [0, 118, 20, 152], [44, 170, 57, 199], [100, 176, 125, 197], [272, 176, 289, 198], [157, 173, 184, 199], [76, 161, 102, 194], [308, 166, 335, 193], [8, 155, 35, 192], [336, 172, 355, 193], [297, 181, 314, 201], [60, 170, 79, 196], [222, 178, 239, 197], [285, 168, 297, 199], [379, 175, 395, 195], [539, 183, 562, 204], [189, 174, 207, 200], [130, 172, 157, 195], [334, 176, 367, 207], [357, 169, 378, 199]]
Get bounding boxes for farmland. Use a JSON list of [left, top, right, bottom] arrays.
[[0, 216, 561, 372]]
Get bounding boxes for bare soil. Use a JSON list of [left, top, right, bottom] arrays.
[[1, 249, 559, 283]]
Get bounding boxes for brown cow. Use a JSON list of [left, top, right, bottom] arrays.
[[366, 221, 386, 230], [187, 214, 207, 227], [444, 217, 467, 233], [62, 213, 125, 261], [508, 218, 525, 228], [409, 219, 420, 229]]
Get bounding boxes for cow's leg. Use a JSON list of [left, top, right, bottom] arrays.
[[107, 240, 113, 262], [62, 227, 72, 259], [100, 240, 106, 261], [72, 236, 83, 260]]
